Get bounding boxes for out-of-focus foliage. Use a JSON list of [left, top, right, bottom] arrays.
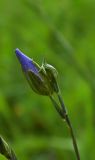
[[0, 0, 95, 159]]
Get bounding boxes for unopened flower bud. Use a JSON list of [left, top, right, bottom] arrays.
[[15, 49, 59, 96]]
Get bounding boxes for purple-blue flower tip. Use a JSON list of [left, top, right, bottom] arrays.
[[15, 48, 38, 74]]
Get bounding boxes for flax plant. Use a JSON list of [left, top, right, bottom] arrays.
[[15, 48, 80, 160]]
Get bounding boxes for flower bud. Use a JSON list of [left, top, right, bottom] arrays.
[[15, 49, 59, 95]]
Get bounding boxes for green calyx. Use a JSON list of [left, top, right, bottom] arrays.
[[27, 59, 59, 96]]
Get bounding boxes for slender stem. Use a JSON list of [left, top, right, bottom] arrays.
[[49, 95, 64, 118], [57, 93, 80, 160], [65, 115, 80, 160], [57, 93, 67, 115]]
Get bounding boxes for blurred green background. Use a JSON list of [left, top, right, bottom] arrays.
[[0, 0, 95, 159]]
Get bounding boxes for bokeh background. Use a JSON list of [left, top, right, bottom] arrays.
[[0, 0, 95, 159]]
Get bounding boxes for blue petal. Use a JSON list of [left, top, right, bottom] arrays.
[[15, 48, 38, 74]]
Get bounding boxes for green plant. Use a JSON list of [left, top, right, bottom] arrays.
[[15, 48, 80, 160]]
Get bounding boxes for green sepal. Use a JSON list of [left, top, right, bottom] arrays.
[[26, 70, 53, 95], [42, 62, 59, 93]]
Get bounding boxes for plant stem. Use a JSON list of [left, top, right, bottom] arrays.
[[57, 93, 80, 160], [65, 114, 80, 160], [50, 94, 80, 160], [49, 95, 64, 118]]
